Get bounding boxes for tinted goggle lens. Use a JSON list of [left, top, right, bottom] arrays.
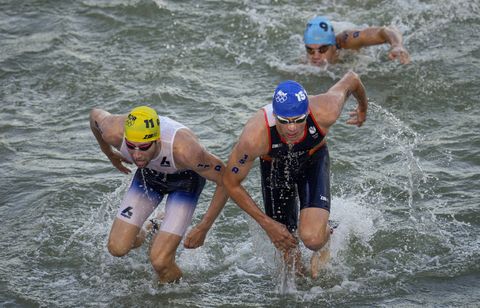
[[276, 114, 307, 124], [305, 45, 331, 54], [125, 139, 154, 151]]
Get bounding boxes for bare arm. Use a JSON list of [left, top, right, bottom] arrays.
[[174, 130, 229, 249], [89, 108, 132, 174], [337, 26, 411, 64], [310, 71, 368, 129], [222, 112, 297, 251]]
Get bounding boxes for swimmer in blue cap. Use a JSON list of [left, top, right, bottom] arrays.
[[223, 71, 368, 278], [304, 16, 410, 66]]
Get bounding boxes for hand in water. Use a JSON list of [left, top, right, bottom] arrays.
[[347, 108, 367, 127], [264, 220, 298, 251], [389, 46, 411, 64], [184, 225, 208, 249]]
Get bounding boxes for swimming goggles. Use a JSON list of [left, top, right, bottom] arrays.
[[276, 114, 308, 124], [125, 139, 155, 151], [305, 45, 331, 54]]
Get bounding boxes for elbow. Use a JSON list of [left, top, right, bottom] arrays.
[[345, 71, 361, 90], [381, 26, 401, 44], [346, 70, 359, 79], [89, 107, 100, 118], [210, 162, 227, 187], [384, 25, 399, 32], [89, 109, 95, 122], [89, 108, 103, 125], [222, 173, 236, 196], [345, 71, 360, 85], [222, 174, 232, 192], [89, 109, 97, 129]]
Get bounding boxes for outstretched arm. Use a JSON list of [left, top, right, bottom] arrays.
[[310, 71, 368, 128], [174, 130, 229, 249], [337, 26, 411, 64], [222, 113, 298, 251], [89, 108, 132, 174]]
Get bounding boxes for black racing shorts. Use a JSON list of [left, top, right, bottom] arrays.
[[260, 145, 330, 232], [135, 168, 206, 196]]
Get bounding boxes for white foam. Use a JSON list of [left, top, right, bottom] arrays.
[[329, 196, 380, 259]]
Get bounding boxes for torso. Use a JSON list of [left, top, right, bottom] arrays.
[[260, 104, 326, 164]]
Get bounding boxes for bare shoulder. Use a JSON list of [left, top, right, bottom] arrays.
[[174, 127, 200, 148], [90, 108, 125, 146], [172, 128, 206, 167], [236, 110, 270, 158]]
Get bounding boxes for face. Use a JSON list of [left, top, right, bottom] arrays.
[[125, 138, 158, 168], [305, 44, 335, 66], [275, 114, 308, 143]]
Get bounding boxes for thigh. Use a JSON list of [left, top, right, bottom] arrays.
[[116, 169, 164, 228], [260, 158, 298, 232], [298, 145, 331, 211], [160, 177, 205, 237]]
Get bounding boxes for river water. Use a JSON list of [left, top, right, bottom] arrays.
[[1, 0, 479, 307]]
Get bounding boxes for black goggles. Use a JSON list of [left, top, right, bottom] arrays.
[[305, 45, 331, 54]]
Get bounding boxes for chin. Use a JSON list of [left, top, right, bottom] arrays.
[[135, 162, 147, 168], [285, 136, 301, 143], [311, 60, 329, 67]]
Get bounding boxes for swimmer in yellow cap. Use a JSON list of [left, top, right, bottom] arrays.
[[90, 106, 228, 283]]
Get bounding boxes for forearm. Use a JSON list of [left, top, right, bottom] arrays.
[[196, 185, 229, 231], [95, 133, 115, 157], [349, 73, 368, 112]]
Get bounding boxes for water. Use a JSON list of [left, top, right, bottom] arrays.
[[1, 0, 479, 306]]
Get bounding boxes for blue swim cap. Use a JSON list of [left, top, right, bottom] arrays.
[[304, 16, 336, 45], [272, 80, 309, 117]]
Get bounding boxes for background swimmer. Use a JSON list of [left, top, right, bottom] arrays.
[[304, 16, 411, 66]]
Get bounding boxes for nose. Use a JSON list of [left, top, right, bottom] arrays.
[[132, 149, 142, 159], [287, 123, 298, 131], [312, 50, 326, 59]]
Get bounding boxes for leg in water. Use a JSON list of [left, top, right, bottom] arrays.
[[310, 221, 338, 279]]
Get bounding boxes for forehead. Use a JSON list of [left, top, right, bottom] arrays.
[[305, 43, 330, 48]]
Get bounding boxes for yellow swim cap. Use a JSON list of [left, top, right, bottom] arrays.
[[124, 106, 160, 142]]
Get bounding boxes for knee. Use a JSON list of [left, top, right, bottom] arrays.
[[300, 229, 329, 251], [107, 238, 132, 257]]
